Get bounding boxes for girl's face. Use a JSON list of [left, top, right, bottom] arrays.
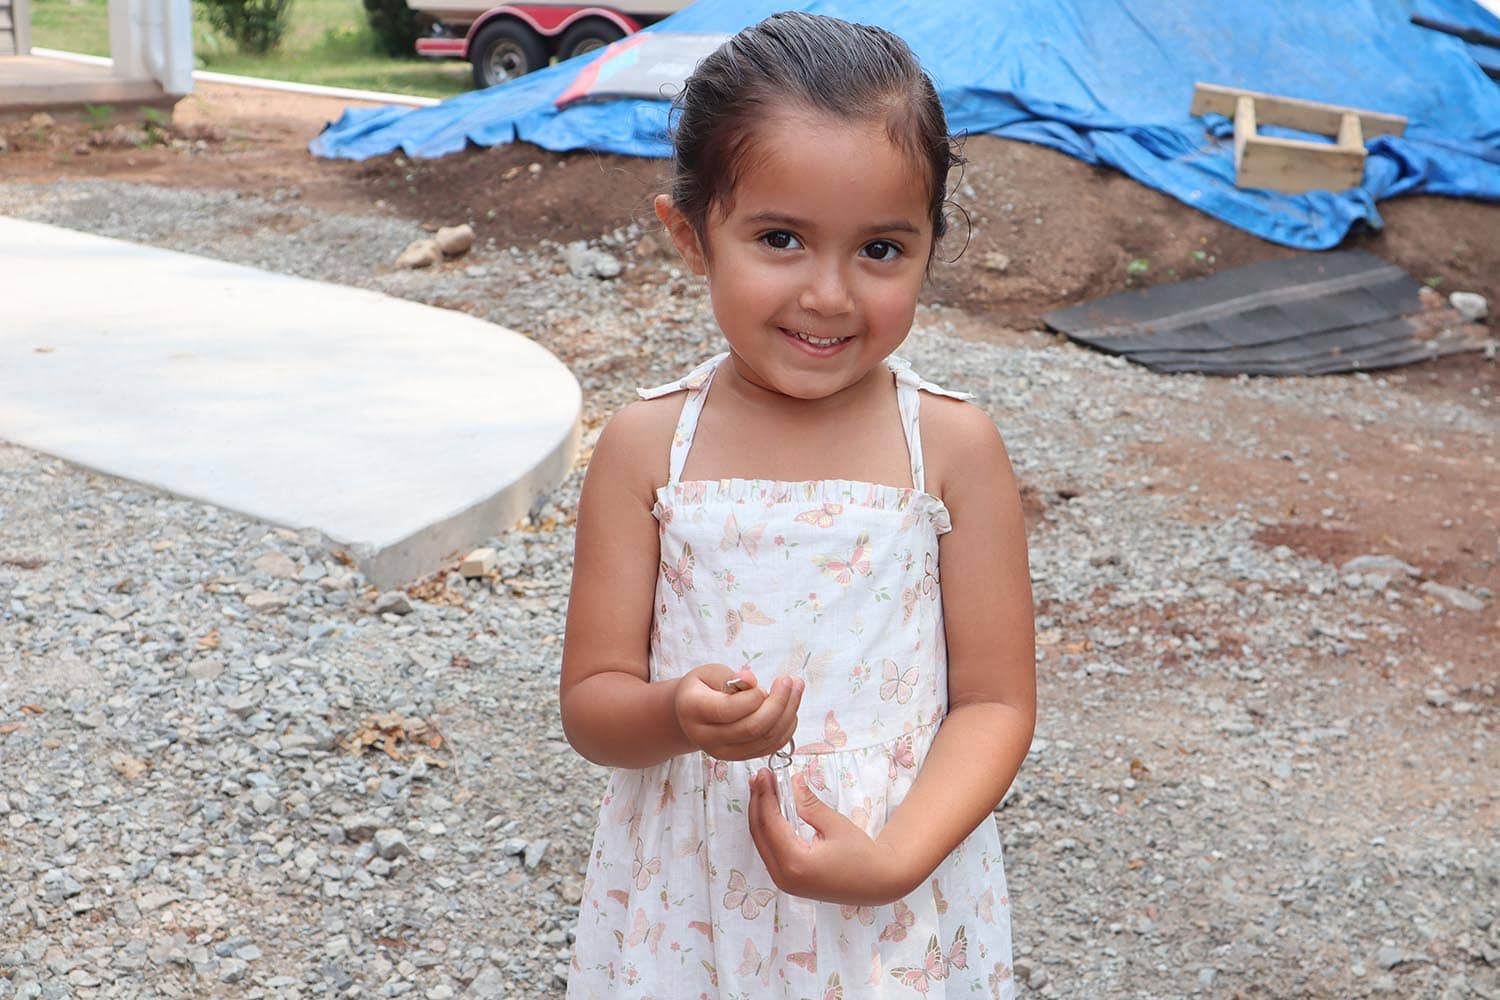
[[658, 110, 933, 402]]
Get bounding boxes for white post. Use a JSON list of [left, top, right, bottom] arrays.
[[109, 0, 145, 80], [14, 0, 31, 55], [158, 0, 194, 94]]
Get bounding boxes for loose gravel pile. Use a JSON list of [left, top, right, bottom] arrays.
[[1, 180, 1495, 999]]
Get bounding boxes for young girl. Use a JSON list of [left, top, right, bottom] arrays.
[[559, 12, 1035, 998]]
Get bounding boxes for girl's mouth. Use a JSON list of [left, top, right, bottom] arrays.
[[781, 328, 853, 353]]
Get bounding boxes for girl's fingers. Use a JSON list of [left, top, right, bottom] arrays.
[[790, 772, 839, 835], [717, 676, 801, 747]]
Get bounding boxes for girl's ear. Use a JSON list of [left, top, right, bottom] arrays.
[[654, 195, 708, 276]]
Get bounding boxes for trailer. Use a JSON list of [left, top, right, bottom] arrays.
[[411, 1, 690, 89]]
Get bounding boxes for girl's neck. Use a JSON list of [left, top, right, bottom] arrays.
[[718, 351, 892, 416]]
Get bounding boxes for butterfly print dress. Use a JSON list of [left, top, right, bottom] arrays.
[[568, 354, 1015, 999]]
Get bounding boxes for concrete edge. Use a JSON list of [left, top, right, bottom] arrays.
[[355, 416, 582, 590], [30, 48, 441, 107]]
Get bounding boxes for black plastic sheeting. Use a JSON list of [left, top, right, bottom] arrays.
[[1042, 251, 1486, 376]]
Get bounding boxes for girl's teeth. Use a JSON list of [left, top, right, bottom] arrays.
[[791, 331, 845, 346]]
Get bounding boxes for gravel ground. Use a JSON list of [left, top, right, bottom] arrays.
[[1, 180, 1496, 999]]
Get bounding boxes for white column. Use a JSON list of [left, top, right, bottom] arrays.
[[108, 0, 146, 80], [157, 0, 194, 94], [14, 0, 32, 54]]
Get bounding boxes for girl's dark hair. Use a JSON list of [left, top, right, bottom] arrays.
[[668, 12, 961, 255]]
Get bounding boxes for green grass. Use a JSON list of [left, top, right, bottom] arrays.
[[31, 0, 472, 98]]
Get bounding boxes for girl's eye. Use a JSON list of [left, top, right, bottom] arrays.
[[761, 230, 802, 251], [862, 240, 903, 261]]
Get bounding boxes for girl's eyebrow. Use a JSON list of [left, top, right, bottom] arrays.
[[744, 211, 919, 236]]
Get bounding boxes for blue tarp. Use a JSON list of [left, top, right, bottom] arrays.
[[312, 0, 1500, 249]]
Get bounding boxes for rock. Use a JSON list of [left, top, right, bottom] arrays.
[[1198, 967, 1218, 990], [187, 657, 225, 680], [28, 112, 56, 130], [222, 693, 258, 719], [982, 251, 1011, 273], [252, 552, 299, 579], [1418, 285, 1446, 310], [1424, 687, 1451, 708], [1420, 581, 1485, 612], [633, 233, 664, 259], [374, 828, 412, 860], [523, 838, 550, 869], [373, 591, 414, 616], [460, 547, 496, 578], [395, 238, 441, 269], [1376, 945, 1405, 970], [219, 957, 249, 982], [1339, 554, 1419, 578], [565, 241, 623, 280], [469, 966, 508, 997], [244, 590, 289, 613], [341, 815, 380, 842], [1450, 291, 1489, 322], [435, 224, 475, 257]]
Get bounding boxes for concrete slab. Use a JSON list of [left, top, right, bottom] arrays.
[[0, 54, 174, 119], [0, 217, 581, 587]]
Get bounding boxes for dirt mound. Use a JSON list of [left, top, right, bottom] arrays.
[[5, 83, 1497, 331]]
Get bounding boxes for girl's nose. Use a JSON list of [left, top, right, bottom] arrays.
[[798, 260, 855, 317]]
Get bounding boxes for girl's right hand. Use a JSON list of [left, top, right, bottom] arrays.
[[674, 665, 803, 762]]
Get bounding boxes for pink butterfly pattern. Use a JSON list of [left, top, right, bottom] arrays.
[[793, 502, 844, 528], [888, 926, 971, 994], [719, 512, 767, 560], [797, 710, 849, 755], [632, 839, 661, 890], [723, 869, 775, 920], [724, 601, 775, 646], [879, 900, 916, 943], [736, 938, 778, 987], [661, 543, 694, 598], [880, 659, 919, 704], [813, 531, 873, 586]]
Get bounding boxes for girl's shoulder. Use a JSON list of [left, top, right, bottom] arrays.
[[919, 390, 1013, 508], [585, 393, 684, 501]]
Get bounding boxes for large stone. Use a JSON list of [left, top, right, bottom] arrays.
[[244, 591, 289, 613], [1450, 291, 1489, 322], [1420, 581, 1485, 612], [459, 547, 496, 578], [435, 225, 475, 257], [395, 239, 441, 270], [252, 552, 298, 579]]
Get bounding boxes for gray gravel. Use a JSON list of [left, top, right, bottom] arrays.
[[1, 180, 1496, 999]]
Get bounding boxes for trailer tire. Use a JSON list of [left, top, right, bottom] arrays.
[[471, 19, 548, 89], [557, 18, 626, 62]]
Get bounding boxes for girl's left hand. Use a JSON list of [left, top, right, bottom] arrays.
[[747, 770, 915, 907]]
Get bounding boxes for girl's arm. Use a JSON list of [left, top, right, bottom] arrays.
[[749, 399, 1035, 904], [561, 401, 803, 769]]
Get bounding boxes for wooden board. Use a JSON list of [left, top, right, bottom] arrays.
[[1239, 134, 1366, 193], [1192, 82, 1406, 137]]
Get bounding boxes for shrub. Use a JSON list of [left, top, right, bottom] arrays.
[[362, 0, 422, 57], [197, 0, 295, 55]]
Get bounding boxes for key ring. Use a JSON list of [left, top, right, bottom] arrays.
[[724, 677, 801, 829], [767, 736, 799, 828]]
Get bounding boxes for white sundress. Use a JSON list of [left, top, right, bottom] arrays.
[[568, 354, 1016, 1000]]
